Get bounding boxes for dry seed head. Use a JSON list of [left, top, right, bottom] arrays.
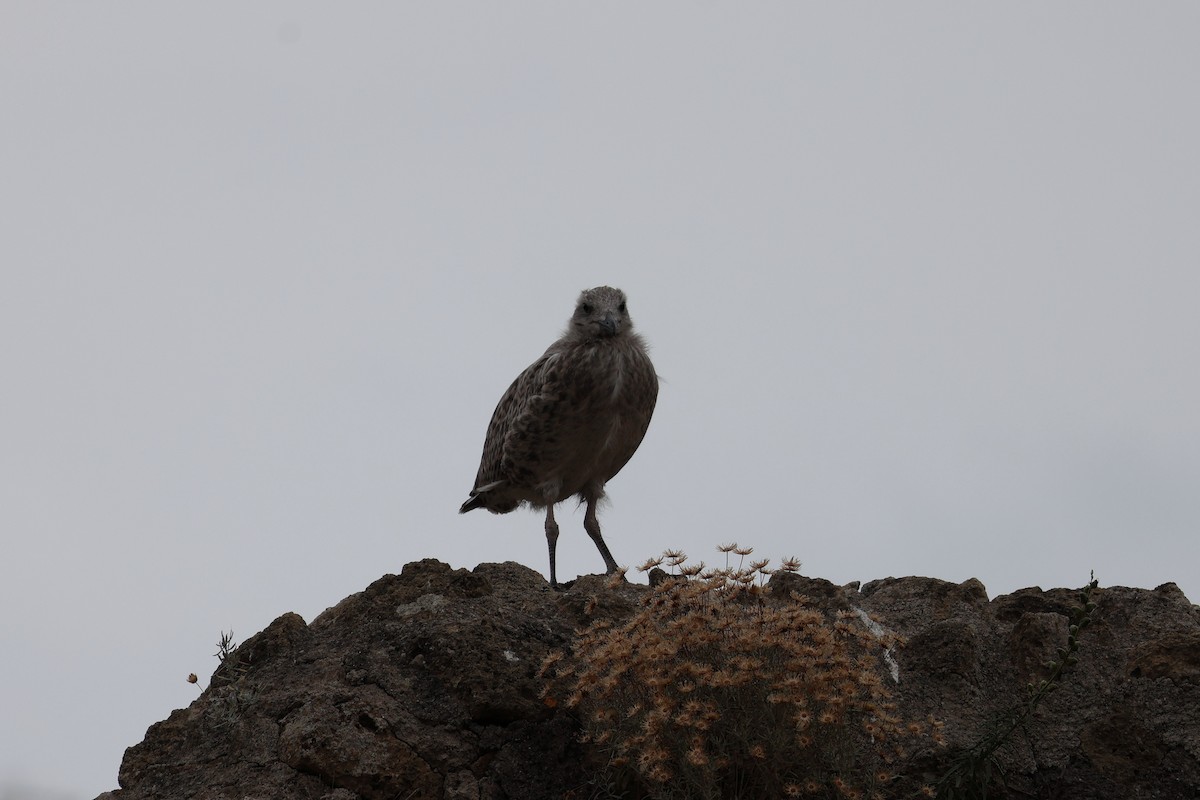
[[544, 543, 929, 798], [646, 764, 673, 783], [643, 710, 669, 735], [732, 656, 763, 671], [637, 747, 663, 770]]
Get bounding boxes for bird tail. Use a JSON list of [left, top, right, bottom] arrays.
[[459, 495, 486, 514], [459, 480, 506, 514]]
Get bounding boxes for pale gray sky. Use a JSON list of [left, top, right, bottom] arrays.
[[3, 4, 1198, 797]]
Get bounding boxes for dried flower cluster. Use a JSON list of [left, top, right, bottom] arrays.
[[542, 546, 940, 799]]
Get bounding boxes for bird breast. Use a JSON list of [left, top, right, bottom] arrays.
[[540, 337, 656, 487]]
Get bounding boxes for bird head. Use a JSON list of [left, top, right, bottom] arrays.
[[570, 286, 630, 340]]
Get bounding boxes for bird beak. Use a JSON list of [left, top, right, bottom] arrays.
[[599, 313, 618, 336]]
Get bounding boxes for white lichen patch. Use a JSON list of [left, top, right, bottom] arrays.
[[395, 594, 448, 618], [854, 606, 901, 684]]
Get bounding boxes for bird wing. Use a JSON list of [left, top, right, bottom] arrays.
[[497, 350, 579, 491], [471, 350, 562, 494]]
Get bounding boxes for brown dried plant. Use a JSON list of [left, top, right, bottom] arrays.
[[542, 546, 939, 800]]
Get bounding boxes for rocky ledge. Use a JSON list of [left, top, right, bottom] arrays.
[[97, 560, 1200, 800]]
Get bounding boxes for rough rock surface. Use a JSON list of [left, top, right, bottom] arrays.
[[96, 560, 1200, 800]]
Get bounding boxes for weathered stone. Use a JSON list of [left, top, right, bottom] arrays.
[[769, 571, 854, 611], [97, 560, 1200, 800], [1127, 631, 1200, 682]]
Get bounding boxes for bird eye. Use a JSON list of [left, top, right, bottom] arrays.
[[581, 303, 594, 314], [618, 301, 627, 313]]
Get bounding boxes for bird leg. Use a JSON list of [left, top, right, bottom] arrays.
[[544, 505, 561, 588], [583, 496, 620, 575]]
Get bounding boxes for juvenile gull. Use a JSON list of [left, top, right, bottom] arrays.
[[459, 286, 658, 587]]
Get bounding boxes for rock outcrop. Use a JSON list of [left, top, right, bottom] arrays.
[[96, 560, 1200, 800]]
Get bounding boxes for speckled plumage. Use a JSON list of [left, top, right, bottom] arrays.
[[459, 286, 658, 587]]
